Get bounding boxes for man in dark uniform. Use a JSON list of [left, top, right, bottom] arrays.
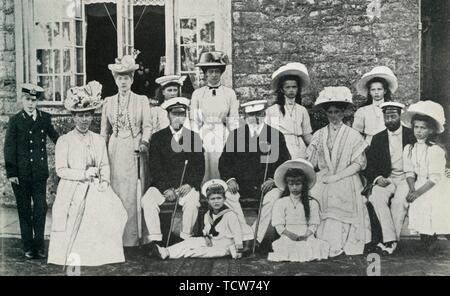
[[4, 84, 59, 259], [219, 100, 290, 246], [141, 97, 205, 245], [364, 102, 415, 255]]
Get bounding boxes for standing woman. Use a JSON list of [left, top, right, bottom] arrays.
[[48, 82, 127, 266], [190, 51, 240, 183], [307, 87, 371, 258], [266, 62, 313, 159], [353, 66, 398, 145], [101, 55, 152, 247]]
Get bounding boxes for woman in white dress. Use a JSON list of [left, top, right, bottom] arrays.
[[48, 81, 127, 267], [307, 87, 371, 258], [190, 51, 240, 183], [353, 66, 398, 145], [265, 63, 313, 159], [400, 100, 450, 249], [268, 159, 330, 262]]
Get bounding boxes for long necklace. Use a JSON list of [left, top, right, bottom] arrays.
[[290, 195, 301, 209]]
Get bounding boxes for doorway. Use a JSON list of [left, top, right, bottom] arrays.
[[85, 3, 166, 98], [421, 0, 450, 148]]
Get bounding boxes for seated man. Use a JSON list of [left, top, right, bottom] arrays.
[[364, 102, 415, 255], [141, 97, 205, 243], [219, 100, 290, 249]]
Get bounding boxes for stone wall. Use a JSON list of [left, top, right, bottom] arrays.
[[232, 0, 420, 115], [0, 0, 16, 115]]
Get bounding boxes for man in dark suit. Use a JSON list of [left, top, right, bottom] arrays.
[[219, 100, 290, 245], [4, 84, 59, 259], [141, 97, 205, 244], [364, 102, 415, 255]]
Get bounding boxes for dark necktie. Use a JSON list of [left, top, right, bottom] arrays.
[[208, 86, 219, 96]]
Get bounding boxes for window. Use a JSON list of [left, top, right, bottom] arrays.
[[32, 0, 86, 103], [172, 0, 232, 89]]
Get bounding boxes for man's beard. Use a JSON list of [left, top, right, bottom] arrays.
[[386, 122, 401, 132]]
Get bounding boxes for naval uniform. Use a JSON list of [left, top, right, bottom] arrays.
[[4, 110, 59, 252]]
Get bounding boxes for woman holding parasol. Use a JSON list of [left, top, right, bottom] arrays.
[[47, 81, 127, 267]]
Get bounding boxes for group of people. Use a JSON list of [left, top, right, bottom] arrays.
[[4, 50, 450, 267]]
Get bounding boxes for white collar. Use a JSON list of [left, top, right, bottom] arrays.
[[249, 123, 264, 136], [24, 109, 37, 118], [285, 97, 296, 105], [387, 125, 402, 136], [373, 99, 385, 108], [170, 126, 183, 136]]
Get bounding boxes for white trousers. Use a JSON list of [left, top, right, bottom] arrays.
[[141, 187, 200, 241], [166, 237, 234, 259], [369, 176, 410, 242], [224, 191, 255, 241], [250, 188, 283, 243]]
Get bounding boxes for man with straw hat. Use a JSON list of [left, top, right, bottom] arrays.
[[4, 83, 59, 259], [364, 102, 415, 255]]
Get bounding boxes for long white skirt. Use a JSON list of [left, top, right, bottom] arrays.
[[48, 181, 127, 266], [409, 177, 450, 235]]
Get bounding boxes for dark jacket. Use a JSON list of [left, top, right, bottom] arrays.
[[148, 126, 205, 192], [4, 110, 59, 181], [364, 126, 415, 184], [219, 124, 291, 199]]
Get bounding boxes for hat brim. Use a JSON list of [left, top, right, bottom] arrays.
[[108, 64, 139, 74], [196, 63, 227, 68], [274, 159, 316, 190], [271, 69, 310, 91], [201, 179, 228, 196], [66, 102, 103, 112], [356, 73, 398, 96], [314, 100, 354, 108], [401, 110, 444, 134]]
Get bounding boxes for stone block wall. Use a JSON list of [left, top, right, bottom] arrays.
[[232, 0, 420, 111]]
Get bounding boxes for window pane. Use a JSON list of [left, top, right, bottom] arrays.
[[63, 49, 71, 73], [34, 22, 52, 48], [53, 22, 61, 46], [76, 48, 84, 73], [180, 18, 197, 45], [76, 75, 84, 86], [75, 0, 82, 18], [54, 76, 62, 101], [76, 21, 83, 46], [54, 49, 61, 73], [198, 16, 214, 44], [63, 76, 71, 99], [38, 76, 54, 101], [180, 46, 197, 71], [62, 22, 71, 43], [36, 49, 53, 74]]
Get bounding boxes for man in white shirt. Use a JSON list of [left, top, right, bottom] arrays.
[[364, 102, 415, 255]]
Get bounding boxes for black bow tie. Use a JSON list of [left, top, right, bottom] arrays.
[[208, 86, 220, 96]]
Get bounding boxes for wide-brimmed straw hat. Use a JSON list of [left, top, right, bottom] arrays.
[[155, 75, 186, 87], [196, 51, 229, 68], [271, 62, 310, 91], [201, 179, 228, 197], [108, 55, 139, 74], [314, 86, 354, 108], [274, 158, 316, 190], [65, 81, 103, 112], [356, 66, 398, 96], [401, 100, 445, 134]]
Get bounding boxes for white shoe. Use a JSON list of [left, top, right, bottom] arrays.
[[157, 245, 169, 260]]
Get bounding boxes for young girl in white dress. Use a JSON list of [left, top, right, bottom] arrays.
[[268, 159, 330, 262], [401, 100, 450, 249]]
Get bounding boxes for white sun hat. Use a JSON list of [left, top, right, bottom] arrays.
[[356, 66, 398, 96], [271, 62, 310, 91], [401, 100, 445, 134], [274, 158, 316, 190], [314, 86, 354, 107]]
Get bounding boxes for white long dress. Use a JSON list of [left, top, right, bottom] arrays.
[[190, 85, 240, 183], [265, 103, 312, 159], [268, 197, 330, 262], [403, 142, 450, 235], [48, 129, 127, 266]]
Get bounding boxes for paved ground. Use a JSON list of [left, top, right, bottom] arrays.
[[2, 206, 450, 276]]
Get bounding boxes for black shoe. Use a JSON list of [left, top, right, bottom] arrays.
[[36, 249, 47, 259], [24, 250, 34, 259]]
